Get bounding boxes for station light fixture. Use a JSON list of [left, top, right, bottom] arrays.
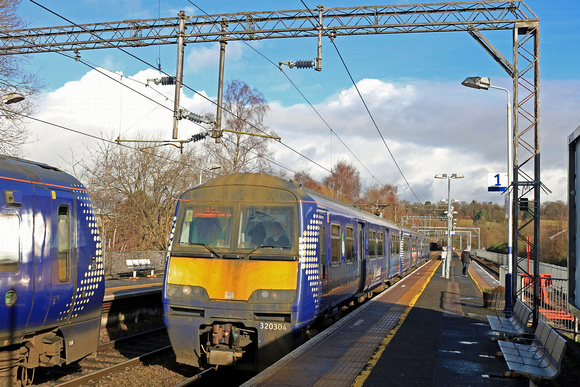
[[1, 93, 25, 104], [461, 76, 491, 90]]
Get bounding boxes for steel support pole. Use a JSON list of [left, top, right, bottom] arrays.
[[533, 27, 542, 329], [172, 11, 186, 139], [445, 177, 452, 279], [215, 20, 227, 143], [511, 25, 520, 319]]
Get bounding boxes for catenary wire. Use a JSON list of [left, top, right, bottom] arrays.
[[30, 0, 330, 174], [187, 0, 373, 181], [299, 0, 422, 203]]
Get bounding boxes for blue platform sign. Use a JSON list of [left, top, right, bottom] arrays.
[[488, 173, 507, 192]]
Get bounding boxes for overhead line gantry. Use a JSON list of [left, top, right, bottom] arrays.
[[1, 1, 541, 323]]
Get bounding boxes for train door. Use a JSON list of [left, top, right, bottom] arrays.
[[44, 189, 77, 326], [357, 221, 366, 293], [318, 210, 330, 297], [0, 189, 33, 340]]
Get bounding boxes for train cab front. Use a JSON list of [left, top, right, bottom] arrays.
[[163, 176, 311, 371]]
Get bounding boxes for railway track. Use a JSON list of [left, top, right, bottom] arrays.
[[472, 255, 500, 280], [33, 328, 172, 386]]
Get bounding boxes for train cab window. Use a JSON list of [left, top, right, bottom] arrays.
[[0, 214, 20, 272], [330, 224, 341, 265], [238, 206, 294, 250], [177, 205, 233, 249], [377, 232, 384, 257], [57, 206, 71, 282], [369, 230, 376, 258], [345, 226, 354, 262]]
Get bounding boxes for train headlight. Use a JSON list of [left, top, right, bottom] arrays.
[[249, 289, 296, 304], [166, 284, 209, 301]]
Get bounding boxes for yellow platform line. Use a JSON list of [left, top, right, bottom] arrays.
[[352, 260, 441, 387]]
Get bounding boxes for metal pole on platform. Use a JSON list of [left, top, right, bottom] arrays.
[[435, 173, 464, 278], [461, 76, 513, 313]]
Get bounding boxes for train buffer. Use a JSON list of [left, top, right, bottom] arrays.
[[125, 258, 156, 279]]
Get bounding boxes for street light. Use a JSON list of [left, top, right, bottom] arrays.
[[199, 164, 221, 184], [434, 173, 464, 278], [1, 93, 25, 105], [462, 76, 514, 312]]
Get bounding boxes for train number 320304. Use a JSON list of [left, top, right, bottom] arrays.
[[259, 322, 288, 331]]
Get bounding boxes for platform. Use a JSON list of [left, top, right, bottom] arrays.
[[103, 274, 163, 302], [243, 254, 527, 386]]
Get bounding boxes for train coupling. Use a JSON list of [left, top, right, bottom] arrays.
[[205, 324, 246, 366]]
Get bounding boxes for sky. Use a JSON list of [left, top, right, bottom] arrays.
[[14, 0, 580, 205]]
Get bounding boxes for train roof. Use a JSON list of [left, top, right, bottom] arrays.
[[191, 173, 423, 235], [0, 154, 86, 192]]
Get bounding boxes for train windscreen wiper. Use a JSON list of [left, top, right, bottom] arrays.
[[245, 244, 291, 259], [185, 242, 222, 259]]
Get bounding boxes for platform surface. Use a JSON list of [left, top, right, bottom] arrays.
[[104, 274, 164, 301], [244, 254, 527, 386]]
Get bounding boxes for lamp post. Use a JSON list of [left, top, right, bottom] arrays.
[[199, 164, 221, 185], [1, 93, 25, 105], [435, 173, 464, 278], [462, 76, 513, 312]]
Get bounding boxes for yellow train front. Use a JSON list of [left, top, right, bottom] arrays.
[[163, 173, 430, 371], [163, 174, 320, 371]]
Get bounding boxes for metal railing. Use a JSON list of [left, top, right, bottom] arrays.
[[475, 249, 578, 338], [517, 274, 578, 337]]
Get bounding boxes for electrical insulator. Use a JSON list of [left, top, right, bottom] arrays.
[[295, 60, 314, 69], [178, 109, 212, 125], [190, 132, 208, 142], [160, 76, 177, 85]]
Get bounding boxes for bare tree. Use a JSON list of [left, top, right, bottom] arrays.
[[293, 170, 333, 197], [79, 136, 204, 252], [322, 161, 362, 205], [0, 0, 43, 156], [361, 182, 398, 218], [204, 79, 275, 174]]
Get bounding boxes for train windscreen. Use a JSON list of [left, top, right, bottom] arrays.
[[177, 206, 233, 249], [238, 206, 294, 250]]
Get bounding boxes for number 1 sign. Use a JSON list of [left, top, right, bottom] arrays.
[[488, 173, 507, 192]]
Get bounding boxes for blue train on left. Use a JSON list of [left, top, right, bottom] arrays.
[[0, 155, 104, 386]]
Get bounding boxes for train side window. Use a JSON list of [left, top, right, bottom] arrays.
[[345, 226, 354, 262], [0, 214, 20, 272], [330, 224, 341, 265], [391, 234, 400, 256], [57, 206, 71, 282], [377, 231, 384, 257], [369, 230, 376, 258]]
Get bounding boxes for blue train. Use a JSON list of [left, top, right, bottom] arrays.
[[163, 173, 429, 371], [0, 156, 104, 386]]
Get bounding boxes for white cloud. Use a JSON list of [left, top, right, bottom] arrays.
[[24, 68, 214, 172], [185, 41, 245, 74], [265, 78, 578, 204], [22, 71, 577, 205]]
